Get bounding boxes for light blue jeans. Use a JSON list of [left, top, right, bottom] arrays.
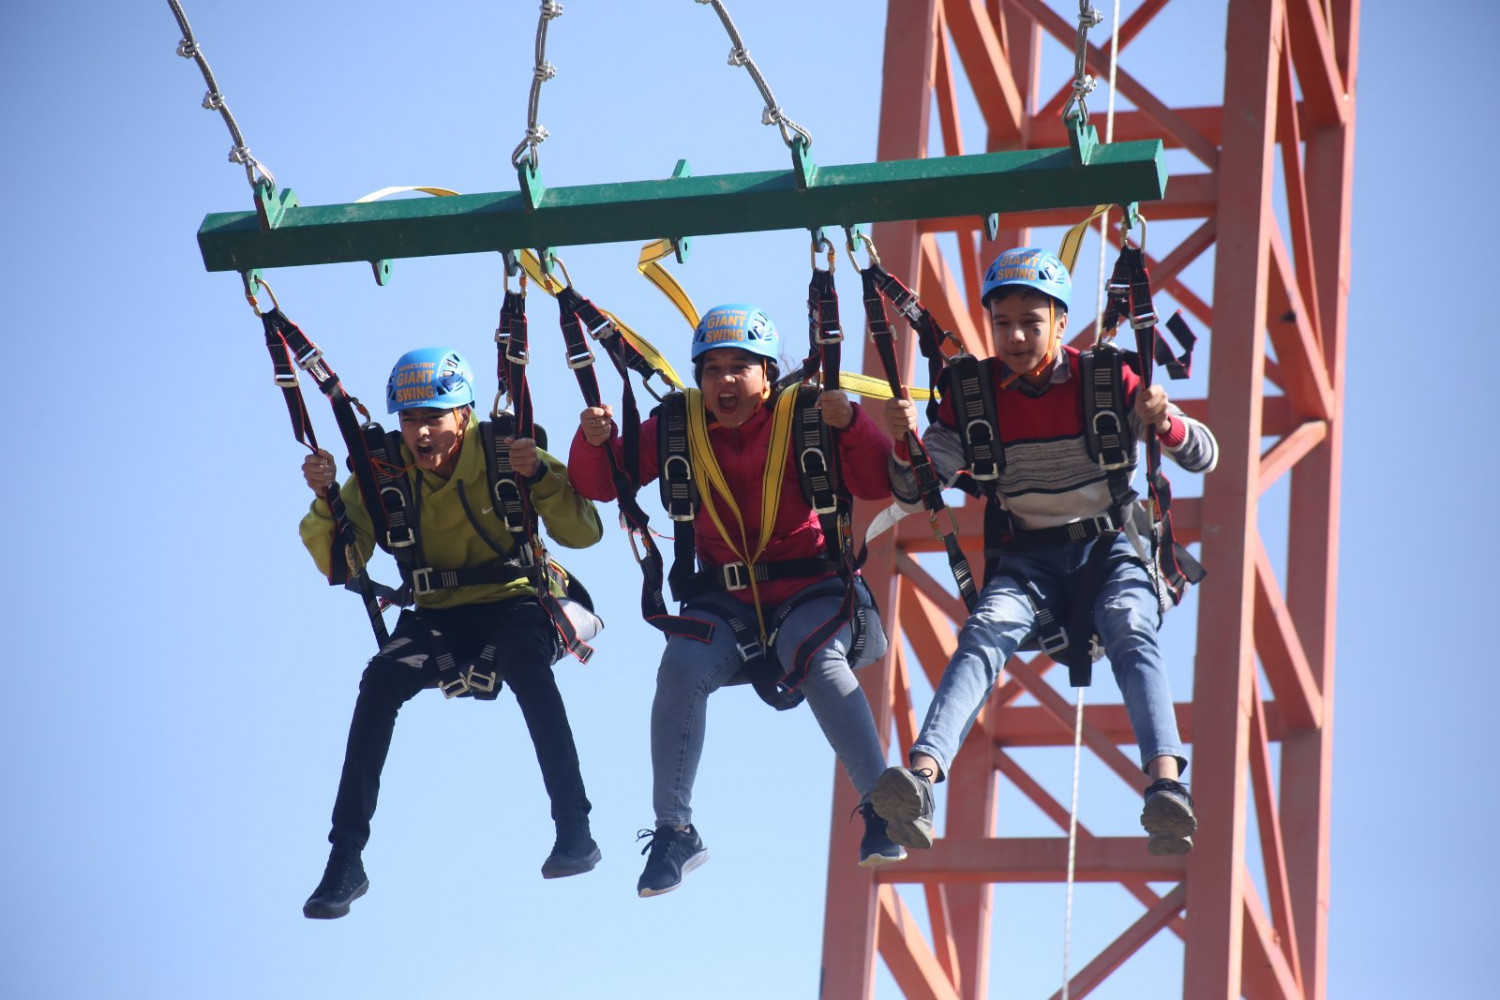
[[651, 580, 889, 828], [912, 533, 1187, 777]]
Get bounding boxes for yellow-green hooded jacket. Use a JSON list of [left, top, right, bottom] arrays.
[[300, 417, 603, 609]]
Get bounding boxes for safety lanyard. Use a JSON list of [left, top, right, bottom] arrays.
[[259, 306, 391, 645], [858, 265, 981, 612]]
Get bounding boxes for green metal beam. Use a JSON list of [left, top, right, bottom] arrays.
[[196, 139, 1166, 273]]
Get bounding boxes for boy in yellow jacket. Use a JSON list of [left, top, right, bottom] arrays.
[[298, 348, 603, 919]]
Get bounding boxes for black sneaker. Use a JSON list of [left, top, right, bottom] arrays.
[[869, 766, 936, 849], [302, 841, 369, 919], [1141, 779, 1197, 856], [857, 801, 908, 868], [541, 823, 602, 879], [635, 824, 709, 897]]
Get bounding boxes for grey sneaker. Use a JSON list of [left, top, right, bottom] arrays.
[[636, 824, 709, 897], [1142, 779, 1197, 856], [869, 766, 936, 849], [857, 801, 908, 867], [302, 841, 369, 919]]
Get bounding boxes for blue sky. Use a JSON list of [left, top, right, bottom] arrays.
[[2, 2, 1494, 998]]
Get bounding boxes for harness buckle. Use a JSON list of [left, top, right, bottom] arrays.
[[465, 667, 499, 695], [814, 328, 844, 345], [662, 455, 696, 522], [721, 562, 750, 592], [565, 348, 595, 369], [735, 638, 764, 661], [294, 346, 323, 369], [384, 524, 415, 549], [273, 371, 299, 388], [1038, 626, 1071, 658], [1091, 410, 1132, 470], [411, 567, 437, 596], [1130, 307, 1159, 330], [439, 673, 472, 699]]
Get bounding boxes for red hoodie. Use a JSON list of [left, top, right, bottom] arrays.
[[568, 395, 893, 606]]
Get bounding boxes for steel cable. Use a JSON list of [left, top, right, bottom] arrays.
[[511, 0, 564, 169], [693, 0, 812, 150], [165, 0, 272, 190]]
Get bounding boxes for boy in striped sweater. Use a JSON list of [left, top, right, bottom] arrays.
[[872, 248, 1217, 856]]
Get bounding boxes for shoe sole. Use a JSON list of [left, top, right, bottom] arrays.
[[858, 845, 909, 869], [869, 769, 934, 850], [1148, 834, 1194, 856], [637, 848, 709, 898], [1141, 795, 1198, 840], [541, 846, 602, 879], [302, 878, 369, 919]]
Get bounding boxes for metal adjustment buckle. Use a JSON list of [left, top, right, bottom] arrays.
[[1038, 627, 1071, 657], [1131, 305, 1159, 330], [513, 542, 535, 569], [295, 345, 323, 369], [721, 562, 750, 592], [273, 370, 298, 388], [411, 567, 437, 596], [735, 638, 764, 661], [966, 419, 999, 480], [385, 524, 415, 549], [439, 674, 471, 699], [1091, 410, 1131, 470], [565, 348, 594, 369], [815, 327, 843, 345], [506, 343, 530, 366], [465, 667, 499, 695], [662, 456, 695, 522]]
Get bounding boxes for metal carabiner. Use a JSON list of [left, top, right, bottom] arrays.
[[242, 271, 280, 316], [843, 226, 880, 272]]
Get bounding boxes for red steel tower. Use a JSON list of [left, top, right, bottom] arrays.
[[819, 2, 1356, 997]]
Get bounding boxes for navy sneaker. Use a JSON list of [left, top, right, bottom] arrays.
[[541, 822, 602, 879], [636, 824, 709, 897], [1141, 779, 1197, 856], [857, 801, 908, 867], [869, 766, 936, 849], [302, 841, 369, 919]]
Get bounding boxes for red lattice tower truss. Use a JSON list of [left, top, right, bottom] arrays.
[[817, 2, 1357, 997]]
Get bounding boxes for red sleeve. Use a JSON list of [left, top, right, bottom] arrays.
[[566, 414, 663, 501], [836, 403, 895, 500]]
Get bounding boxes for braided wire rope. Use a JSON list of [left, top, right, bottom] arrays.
[[165, 0, 273, 190], [1060, 1, 1104, 126], [511, 0, 564, 168], [693, 0, 812, 150]]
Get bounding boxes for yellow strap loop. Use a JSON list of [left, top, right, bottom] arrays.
[[1058, 204, 1111, 274], [684, 385, 799, 640]]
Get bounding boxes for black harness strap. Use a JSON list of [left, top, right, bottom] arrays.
[[557, 284, 711, 643], [1104, 246, 1206, 604], [859, 266, 980, 612], [260, 308, 390, 645]]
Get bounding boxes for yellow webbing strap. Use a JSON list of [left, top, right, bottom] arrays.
[[1058, 204, 1112, 274], [638, 239, 700, 331], [684, 385, 799, 639], [354, 186, 463, 202]]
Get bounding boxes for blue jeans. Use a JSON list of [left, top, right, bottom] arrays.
[[651, 580, 889, 828], [912, 533, 1187, 777]]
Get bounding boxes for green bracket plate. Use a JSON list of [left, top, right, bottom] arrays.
[[253, 179, 299, 230], [198, 140, 1166, 274]]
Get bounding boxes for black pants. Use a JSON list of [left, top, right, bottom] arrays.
[[328, 596, 591, 849]]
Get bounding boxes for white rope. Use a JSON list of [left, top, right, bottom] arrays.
[[1067, 6, 1122, 997], [1060, 687, 1086, 1000]]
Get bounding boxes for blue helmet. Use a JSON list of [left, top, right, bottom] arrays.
[[980, 248, 1071, 310], [385, 348, 476, 413], [690, 304, 780, 362]]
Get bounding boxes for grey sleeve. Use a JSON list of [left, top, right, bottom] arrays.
[[888, 424, 968, 512], [1129, 405, 1219, 474]]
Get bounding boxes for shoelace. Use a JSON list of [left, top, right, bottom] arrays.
[[636, 827, 674, 859]]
